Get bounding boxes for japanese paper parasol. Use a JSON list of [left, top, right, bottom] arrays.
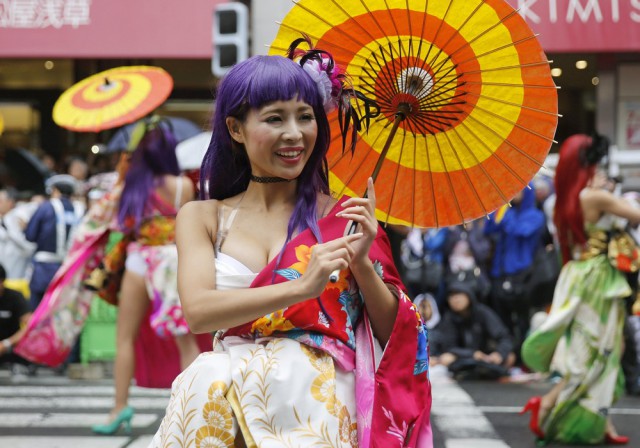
[[270, 0, 558, 228], [52, 66, 173, 133]]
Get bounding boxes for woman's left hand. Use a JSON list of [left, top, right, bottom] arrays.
[[336, 177, 378, 267]]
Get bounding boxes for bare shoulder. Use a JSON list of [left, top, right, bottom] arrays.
[[177, 199, 219, 238], [580, 187, 615, 208]]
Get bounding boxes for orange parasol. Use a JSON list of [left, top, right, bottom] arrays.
[[270, 0, 559, 228], [52, 66, 173, 133]]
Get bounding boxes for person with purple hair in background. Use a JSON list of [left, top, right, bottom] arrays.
[[92, 120, 201, 435], [149, 49, 432, 447]]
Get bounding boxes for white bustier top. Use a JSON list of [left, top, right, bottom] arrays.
[[215, 251, 257, 290]]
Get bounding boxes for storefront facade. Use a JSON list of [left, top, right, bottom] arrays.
[[0, 0, 230, 160], [1, 0, 639, 162]]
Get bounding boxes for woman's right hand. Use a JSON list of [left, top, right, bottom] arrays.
[[298, 232, 363, 298]]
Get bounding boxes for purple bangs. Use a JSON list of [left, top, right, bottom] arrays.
[[200, 55, 331, 243]]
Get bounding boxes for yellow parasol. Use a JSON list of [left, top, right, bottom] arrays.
[[271, 0, 559, 228], [52, 66, 173, 133]]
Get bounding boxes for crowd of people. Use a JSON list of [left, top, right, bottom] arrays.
[[399, 133, 640, 445], [1, 49, 640, 448], [398, 177, 555, 377]]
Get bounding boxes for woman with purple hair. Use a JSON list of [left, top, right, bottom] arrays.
[[92, 120, 201, 435], [150, 52, 432, 447]]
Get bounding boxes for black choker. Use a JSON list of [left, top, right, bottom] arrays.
[[249, 175, 292, 183]]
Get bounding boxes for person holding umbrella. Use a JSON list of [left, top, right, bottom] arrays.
[[150, 53, 432, 447]]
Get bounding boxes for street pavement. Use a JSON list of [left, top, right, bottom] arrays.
[[1, 365, 639, 447]]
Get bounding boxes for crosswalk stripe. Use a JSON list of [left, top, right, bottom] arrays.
[[0, 396, 169, 410], [431, 371, 511, 448], [0, 437, 129, 448], [478, 405, 640, 415], [128, 435, 154, 448], [0, 412, 158, 427], [0, 385, 171, 397]]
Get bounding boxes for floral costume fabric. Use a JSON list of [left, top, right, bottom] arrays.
[[15, 185, 190, 365], [125, 192, 190, 338], [151, 196, 432, 448], [522, 216, 630, 444]]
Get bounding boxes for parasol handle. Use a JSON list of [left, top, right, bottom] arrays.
[[328, 204, 364, 283], [328, 106, 408, 283]]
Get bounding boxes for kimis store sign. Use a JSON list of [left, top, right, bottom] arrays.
[[0, 0, 638, 57], [506, 0, 640, 51]]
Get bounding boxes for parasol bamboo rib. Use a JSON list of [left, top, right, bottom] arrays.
[[418, 0, 484, 80], [326, 0, 380, 45], [402, 107, 465, 134], [458, 119, 531, 193], [430, 6, 522, 72], [410, 135, 418, 226], [472, 103, 557, 144], [442, 128, 489, 218], [450, 124, 511, 207], [465, 91, 561, 117], [406, 0, 436, 86], [451, 34, 542, 71], [383, 0, 403, 44], [282, 3, 373, 58], [383, 127, 408, 224], [433, 132, 465, 223], [464, 60, 555, 75], [464, 81, 560, 90], [422, 81, 464, 109], [358, 0, 400, 58], [412, 0, 432, 87], [389, 41, 407, 107], [462, 115, 544, 184], [420, 0, 453, 78], [421, 133, 440, 227], [365, 49, 398, 103], [427, 10, 525, 78]]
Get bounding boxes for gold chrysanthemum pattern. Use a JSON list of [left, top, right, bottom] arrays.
[[195, 381, 234, 447], [195, 425, 235, 448], [300, 344, 357, 447]]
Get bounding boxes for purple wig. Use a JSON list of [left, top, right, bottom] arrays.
[[118, 124, 181, 232], [200, 55, 331, 242]]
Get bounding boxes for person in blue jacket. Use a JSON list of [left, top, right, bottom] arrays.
[[484, 183, 545, 353]]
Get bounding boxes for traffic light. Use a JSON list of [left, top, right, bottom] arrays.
[[212, 2, 249, 77]]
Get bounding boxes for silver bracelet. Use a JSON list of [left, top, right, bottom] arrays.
[[1, 339, 11, 351]]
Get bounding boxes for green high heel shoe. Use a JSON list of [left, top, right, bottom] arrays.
[[92, 406, 134, 435]]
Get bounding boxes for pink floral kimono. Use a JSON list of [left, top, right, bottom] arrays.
[[14, 185, 207, 388], [152, 196, 432, 447], [14, 185, 123, 366]]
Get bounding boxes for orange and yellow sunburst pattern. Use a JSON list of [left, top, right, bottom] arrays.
[[270, 0, 557, 227], [53, 66, 173, 132]]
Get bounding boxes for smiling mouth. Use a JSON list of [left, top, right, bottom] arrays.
[[275, 149, 303, 159]]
